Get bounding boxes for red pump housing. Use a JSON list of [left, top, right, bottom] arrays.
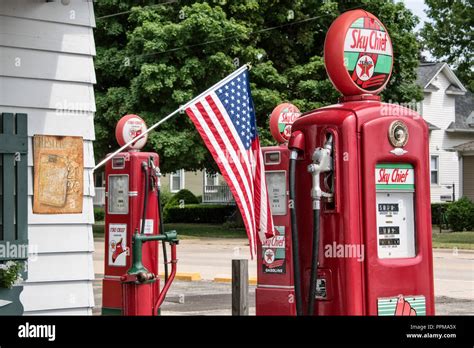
[[289, 100, 435, 315], [102, 151, 160, 315], [102, 114, 162, 315], [256, 145, 296, 315]]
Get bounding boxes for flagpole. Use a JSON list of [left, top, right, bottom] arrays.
[[93, 108, 181, 171], [93, 64, 250, 172]]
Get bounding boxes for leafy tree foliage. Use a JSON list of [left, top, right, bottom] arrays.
[[421, 0, 473, 92], [94, 0, 422, 172]]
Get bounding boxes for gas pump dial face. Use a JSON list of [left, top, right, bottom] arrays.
[[388, 121, 409, 147]]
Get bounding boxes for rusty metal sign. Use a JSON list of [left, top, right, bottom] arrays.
[[33, 135, 84, 214]]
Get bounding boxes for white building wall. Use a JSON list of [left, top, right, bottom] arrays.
[[422, 71, 473, 202], [0, 0, 96, 315]]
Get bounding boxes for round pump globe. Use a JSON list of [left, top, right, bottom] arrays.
[[115, 114, 148, 150], [269, 103, 302, 144], [324, 9, 393, 96]]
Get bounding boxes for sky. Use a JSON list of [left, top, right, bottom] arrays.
[[401, 0, 429, 31], [401, 0, 434, 60]]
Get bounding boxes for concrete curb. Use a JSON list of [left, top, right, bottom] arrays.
[[160, 272, 202, 281], [213, 276, 257, 286]]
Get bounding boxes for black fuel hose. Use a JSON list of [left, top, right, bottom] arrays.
[[140, 162, 149, 236], [308, 205, 320, 315], [157, 186, 169, 283], [289, 150, 303, 316]]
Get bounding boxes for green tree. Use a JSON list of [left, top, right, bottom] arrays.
[[94, 0, 422, 172], [420, 0, 473, 92]]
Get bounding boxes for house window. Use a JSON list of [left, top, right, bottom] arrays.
[[170, 169, 184, 192], [204, 170, 219, 192], [430, 155, 439, 184]]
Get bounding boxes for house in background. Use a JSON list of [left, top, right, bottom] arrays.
[[160, 169, 234, 204], [417, 62, 474, 202], [94, 169, 234, 206], [0, 0, 96, 314]]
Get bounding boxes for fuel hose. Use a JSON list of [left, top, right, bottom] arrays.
[[308, 202, 320, 315], [140, 162, 149, 236], [289, 149, 303, 316], [157, 185, 169, 283]]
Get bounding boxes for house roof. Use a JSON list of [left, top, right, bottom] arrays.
[[446, 91, 474, 132], [417, 62, 472, 133], [417, 62, 445, 88], [417, 62, 467, 93], [425, 120, 440, 130], [452, 140, 474, 152]]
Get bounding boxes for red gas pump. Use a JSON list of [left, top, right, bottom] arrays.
[[102, 114, 178, 315], [257, 10, 435, 316], [256, 103, 301, 315]]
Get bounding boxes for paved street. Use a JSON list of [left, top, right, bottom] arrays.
[[93, 237, 474, 315]]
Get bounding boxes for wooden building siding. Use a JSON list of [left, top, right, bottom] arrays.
[[0, 0, 96, 315], [0, 107, 96, 140]]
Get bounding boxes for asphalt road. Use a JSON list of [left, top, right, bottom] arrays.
[[93, 237, 474, 315]]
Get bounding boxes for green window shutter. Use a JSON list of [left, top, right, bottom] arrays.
[[0, 113, 28, 258], [0, 113, 28, 315]]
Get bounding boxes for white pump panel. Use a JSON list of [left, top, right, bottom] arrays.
[[375, 164, 416, 259], [108, 174, 129, 214], [265, 171, 287, 216]]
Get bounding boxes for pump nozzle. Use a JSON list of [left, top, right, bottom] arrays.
[[307, 135, 334, 207]]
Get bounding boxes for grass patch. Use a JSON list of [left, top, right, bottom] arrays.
[[92, 222, 246, 239], [164, 223, 246, 238], [432, 231, 474, 250]]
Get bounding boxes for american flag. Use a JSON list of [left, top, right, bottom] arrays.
[[184, 66, 276, 256]]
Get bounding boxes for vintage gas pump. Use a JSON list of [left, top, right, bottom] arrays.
[[256, 103, 301, 315], [283, 10, 435, 316], [102, 114, 178, 315]]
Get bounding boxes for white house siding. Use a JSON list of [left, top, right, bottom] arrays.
[[0, 1, 96, 315], [422, 71, 471, 202]]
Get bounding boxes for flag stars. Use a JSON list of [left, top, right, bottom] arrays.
[[217, 72, 257, 150]]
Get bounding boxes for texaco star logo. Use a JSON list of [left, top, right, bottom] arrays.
[[264, 249, 275, 264], [356, 55, 374, 81]]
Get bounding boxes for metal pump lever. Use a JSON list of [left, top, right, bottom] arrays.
[[307, 134, 334, 208]]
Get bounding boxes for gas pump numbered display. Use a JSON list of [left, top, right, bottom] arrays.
[[375, 164, 415, 259], [108, 174, 129, 214], [265, 170, 287, 216]]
